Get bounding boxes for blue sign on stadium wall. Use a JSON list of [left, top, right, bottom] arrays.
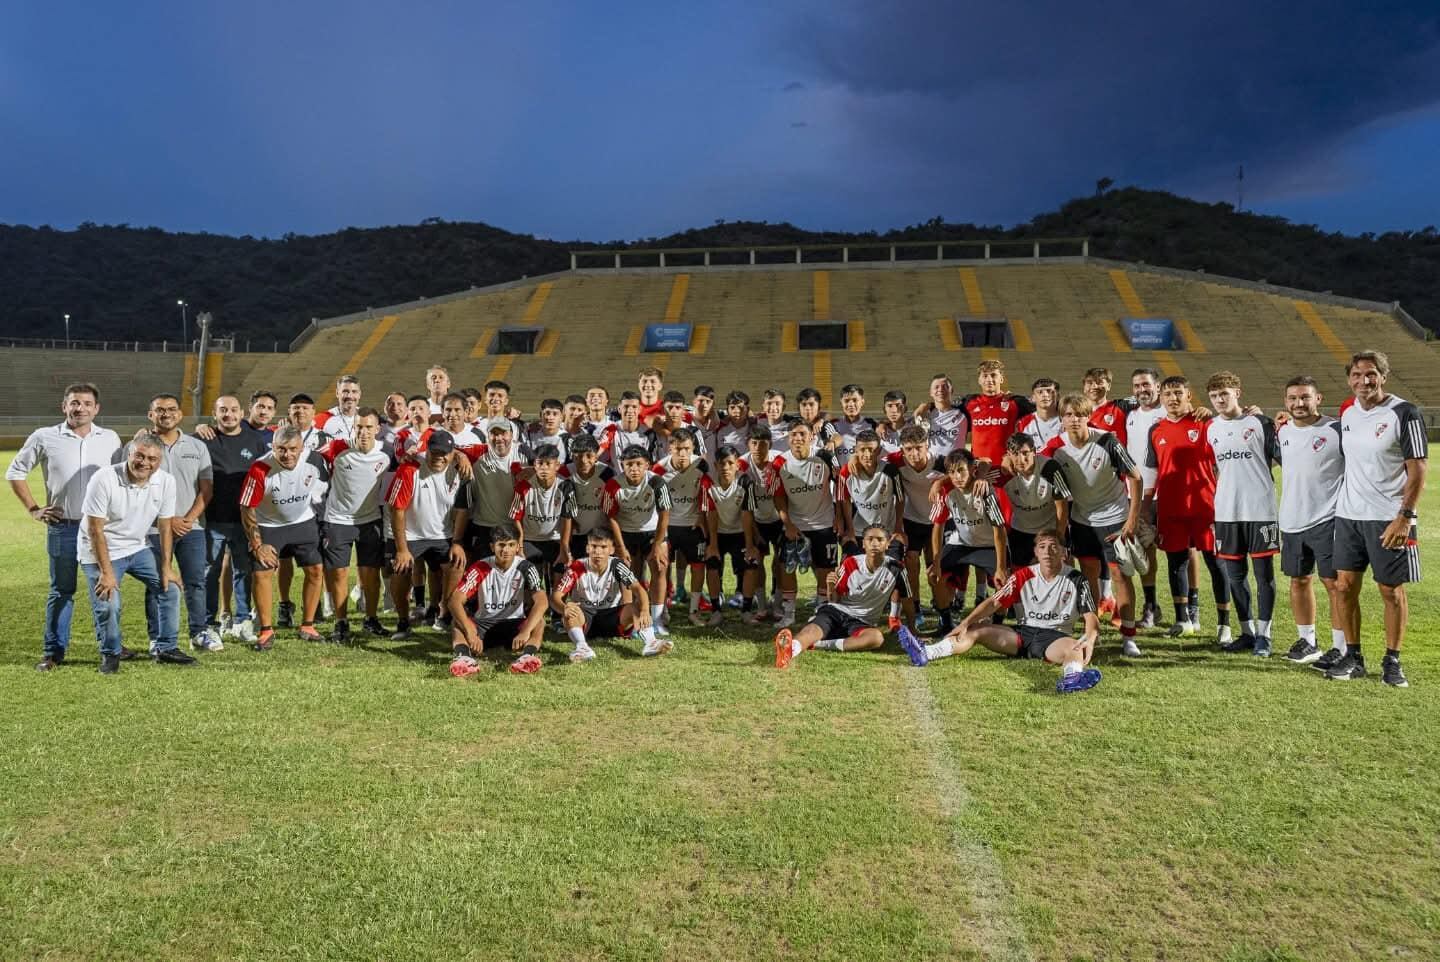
[[1120, 317, 1175, 350], [644, 323, 693, 352]]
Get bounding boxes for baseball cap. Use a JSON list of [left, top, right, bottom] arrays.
[[427, 430, 456, 454]]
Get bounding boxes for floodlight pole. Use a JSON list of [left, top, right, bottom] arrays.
[[64, 313, 71, 348], [192, 311, 212, 415], [177, 299, 188, 350]]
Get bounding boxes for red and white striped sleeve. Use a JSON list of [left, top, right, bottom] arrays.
[[238, 461, 272, 508], [510, 480, 530, 522], [385, 463, 418, 509], [832, 555, 861, 598]]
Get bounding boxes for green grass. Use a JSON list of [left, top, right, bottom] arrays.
[[2, 451, 1438, 961]]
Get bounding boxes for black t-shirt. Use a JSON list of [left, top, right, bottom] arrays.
[[204, 425, 268, 523]]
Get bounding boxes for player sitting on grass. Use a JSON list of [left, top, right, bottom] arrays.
[[773, 524, 909, 669], [897, 529, 1103, 694], [551, 529, 667, 661], [448, 522, 548, 676]]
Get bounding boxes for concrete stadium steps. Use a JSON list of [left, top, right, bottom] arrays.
[[232, 322, 382, 408], [0, 348, 187, 418]]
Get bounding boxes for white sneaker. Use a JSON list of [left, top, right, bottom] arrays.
[[349, 583, 364, 607], [219, 612, 233, 635], [774, 604, 796, 629], [190, 627, 224, 652], [431, 615, 447, 633], [1122, 638, 1144, 657], [641, 636, 673, 656], [321, 593, 335, 619], [726, 593, 743, 610], [234, 618, 258, 643], [1216, 625, 1233, 646], [570, 641, 596, 663], [689, 609, 706, 627], [651, 620, 671, 638]]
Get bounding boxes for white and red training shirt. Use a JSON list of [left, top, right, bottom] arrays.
[[316, 439, 394, 526], [828, 551, 911, 626], [510, 477, 575, 543], [385, 460, 463, 542], [559, 463, 615, 537], [554, 557, 639, 612], [239, 453, 328, 528], [654, 457, 712, 529], [930, 479, 1006, 548], [455, 556, 544, 623], [990, 564, 1095, 632]]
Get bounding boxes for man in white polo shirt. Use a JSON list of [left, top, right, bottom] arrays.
[[7, 382, 123, 671], [78, 434, 192, 673]]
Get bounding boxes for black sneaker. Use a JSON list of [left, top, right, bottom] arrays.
[[1221, 633, 1256, 654], [36, 656, 61, 672], [333, 620, 352, 645], [1312, 647, 1344, 672], [1325, 651, 1366, 681], [1285, 639, 1321, 664], [1382, 656, 1409, 688], [277, 601, 296, 629], [361, 616, 386, 638], [1253, 636, 1272, 658], [153, 648, 198, 665], [99, 654, 121, 675]]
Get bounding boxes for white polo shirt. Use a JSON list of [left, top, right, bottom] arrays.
[[77, 464, 177, 564], [6, 422, 123, 520]]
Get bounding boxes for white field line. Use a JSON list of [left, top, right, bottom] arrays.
[[902, 669, 1033, 962]]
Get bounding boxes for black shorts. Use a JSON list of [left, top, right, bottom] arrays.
[[809, 604, 873, 640], [939, 543, 998, 576], [584, 606, 625, 639], [1007, 529, 1037, 567], [1069, 519, 1124, 565], [1214, 521, 1280, 561], [322, 519, 385, 569], [668, 525, 707, 564], [569, 534, 590, 562], [621, 531, 655, 564], [260, 520, 323, 568], [1332, 517, 1420, 586], [1014, 625, 1069, 661], [902, 518, 933, 555], [753, 520, 784, 554], [461, 525, 494, 561], [797, 528, 840, 571], [841, 538, 864, 558], [471, 617, 524, 652], [715, 532, 755, 576], [1281, 520, 1336, 580], [387, 538, 451, 569], [524, 538, 561, 569]]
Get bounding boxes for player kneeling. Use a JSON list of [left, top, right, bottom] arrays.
[[552, 529, 668, 661], [773, 525, 909, 669], [447, 522, 549, 677], [897, 529, 1104, 694]]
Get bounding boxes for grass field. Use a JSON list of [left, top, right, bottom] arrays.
[[2, 451, 1438, 961]]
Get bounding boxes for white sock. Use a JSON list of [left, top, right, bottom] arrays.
[[889, 601, 902, 618], [1062, 660, 1082, 676], [568, 626, 587, 646], [638, 624, 657, 644], [1257, 619, 1272, 638], [1330, 628, 1347, 651], [689, 594, 700, 612], [1297, 624, 1316, 643], [650, 603, 664, 623], [1245, 619, 1258, 637], [924, 639, 955, 660], [815, 637, 846, 651], [1100, 578, 1113, 600]]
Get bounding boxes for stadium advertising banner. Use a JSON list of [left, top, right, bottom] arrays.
[[644, 323, 693, 352], [1120, 317, 1175, 349]]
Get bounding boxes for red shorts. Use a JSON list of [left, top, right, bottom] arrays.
[[1157, 516, 1215, 553]]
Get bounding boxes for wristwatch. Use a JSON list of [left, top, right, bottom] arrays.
[[1399, 509, 1417, 519]]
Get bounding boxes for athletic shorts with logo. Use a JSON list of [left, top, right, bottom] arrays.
[[809, 604, 871, 640], [714, 532, 756, 576], [1333, 518, 1420, 585], [668, 525, 707, 563], [1280, 518, 1335, 580], [1068, 519, 1124, 565], [1213, 520, 1280, 560], [386, 538, 452, 569], [1012, 625, 1068, 661], [260, 520, 323, 568], [1157, 516, 1216, 554], [322, 519, 384, 569]]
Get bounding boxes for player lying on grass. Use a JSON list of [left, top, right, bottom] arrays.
[[773, 524, 909, 669], [552, 528, 669, 662], [448, 522, 549, 676], [897, 528, 1104, 694]]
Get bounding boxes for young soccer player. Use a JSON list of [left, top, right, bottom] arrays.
[[385, 432, 467, 640], [552, 529, 667, 660], [654, 428, 713, 625], [837, 430, 904, 553], [766, 420, 841, 627], [919, 373, 970, 461], [956, 360, 1034, 466], [757, 389, 794, 455], [1016, 378, 1063, 447], [509, 443, 574, 589], [315, 408, 394, 643], [719, 390, 758, 452], [929, 450, 1008, 632], [887, 424, 947, 627], [1125, 368, 1166, 627], [447, 522, 549, 676], [995, 432, 1071, 569], [557, 433, 620, 567], [796, 388, 841, 451], [702, 445, 762, 626], [523, 398, 571, 462], [689, 386, 723, 467], [599, 392, 657, 470], [830, 384, 878, 458], [876, 389, 910, 454], [603, 444, 673, 635], [740, 426, 787, 621]]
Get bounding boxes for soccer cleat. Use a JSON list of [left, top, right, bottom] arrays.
[[1057, 667, 1102, 694], [36, 656, 61, 672], [251, 629, 276, 651], [570, 641, 596, 663], [1215, 625, 1234, 647], [277, 601, 295, 629], [219, 612, 233, 635], [773, 629, 797, 669], [897, 626, 929, 667], [742, 608, 766, 626], [1121, 638, 1144, 658], [98, 654, 121, 675], [1166, 620, 1197, 638], [672, 584, 688, 606], [774, 604, 796, 629], [449, 654, 481, 678], [362, 616, 387, 638], [235, 619, 258, 643], [696, 595, 714, 612], [689, 609, 707, 627], [1221, 633, 1256, 654], [641, 636, 674, 657], [508, 653, 543, 674], [389, 620, 412, 641], [1285, 640, 1322, 664], [1324, 651, 1366, 681], [1381, 656, 1409, 688], [1097, 597, 1118, 624], [430, 613, 448, 633], [726, 593, 744, 610], [1253, 636, 1272, 658], [332, 621, 352, 646], [297, 625, 326, 644], [1137, 603, 1157, 629], [1312, 647, 1344, 672], [888, 615, 903, 633]]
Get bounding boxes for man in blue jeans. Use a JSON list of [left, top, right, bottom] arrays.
[[78, 434, 194, 672], [6, 382, 124, 671], [199, 395, 266, 642]]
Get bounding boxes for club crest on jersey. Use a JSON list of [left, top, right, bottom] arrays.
[[1375, 423, 1389, 438], [1243, 427, 1256, 441], [1312, 436, 1328, 451], [1089, 455, 1104, 470], [1187, 429, 1200, 442], [1000, 400, 1010, 412], [1103, 413, 1116, 425]]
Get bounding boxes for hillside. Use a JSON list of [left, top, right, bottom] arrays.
[[2, 188, 1437, 343]]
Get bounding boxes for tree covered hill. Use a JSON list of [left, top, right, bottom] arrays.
[[2, 188, 1436, 344]]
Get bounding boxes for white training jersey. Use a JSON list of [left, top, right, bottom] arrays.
[[930, 480, 1007, 548], [920, 405, 969, 460], [1040, 430, 1134, 526], [688, 417, 721, 467], [599, 424, 657, 470], [1125, 404, 1166, 493], [510, 477, 575, 542], [738, 458, 780, 524], [462, 446, 528, 527], [830, 416, 878, 459], [1277, 418, 1344, 533], [385, 460, 463, 542], [703, 473, 754, 535], [315, 408, 359, 444], [1015, 412, 1063, 449], [555, 557, 638, 612], [1337, 395, 1428, 522], [522, 428, 571, 464], [837, 461, 901, 533], [317, 440, 394, 526], [603, 473, 671, 533], [719, 417, 759, 454], [828, 551, 911, 625], [1001, 459, 1074, 534], [654, 457, 712, 528], [240, 453, 329, 528], [766, 449, 837, 531], [876, 422, 908, 455], [455, 556, 544, 623], [991, 564, 1096, 632], [1206, 414, 1279, 524], [887, 451, 947, 525], [558, 463, 615, 536]]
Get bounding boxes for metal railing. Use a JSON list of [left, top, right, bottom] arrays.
[[0, 335, 285, 353], [568, 236, 1091, 270]]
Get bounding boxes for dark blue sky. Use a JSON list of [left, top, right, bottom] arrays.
[[5, 0, 1439, 239]]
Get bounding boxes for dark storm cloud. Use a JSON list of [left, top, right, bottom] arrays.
[[787, 0, 1440, 205]]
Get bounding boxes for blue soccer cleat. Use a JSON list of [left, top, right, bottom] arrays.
[[897, 626, 929, 667], [1056, 667, 1102, 694]]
